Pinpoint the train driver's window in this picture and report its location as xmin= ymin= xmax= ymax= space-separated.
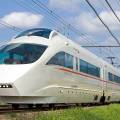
xmin=0 ymin=44 xmax=47 ymax=64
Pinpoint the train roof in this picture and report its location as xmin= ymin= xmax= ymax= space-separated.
xmin=50 ymin=29 xmax=120 ymax=74
xmin=10 ymin=28 xmax=120 ymax=73
xmin=14 ymin=28 xmax=53 ymax=39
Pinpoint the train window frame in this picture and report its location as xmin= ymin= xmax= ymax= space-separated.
xmin=108 ymin=72 xmax=120 ymax=83
xmin=65 ymin=53 xmax=73 ymax=69
xmin=46 ymin=52 xmax=65 ymax=66
xmin=47 ymin=51 xmax=73 ymax=70
xmin=75 ymin=57 xmax=79 ymax=71
xmin=15 ymin=28 xmax=52 ymax=39
xmin=80 ymin=59 xmax=100 ymax=78
xmin=80 ymin=59 xmax=88 ymax=74
xmin=108 ymin=72 xmax=113 ymax=81
xmin=0 ymin=43 xmax=47 ymax=64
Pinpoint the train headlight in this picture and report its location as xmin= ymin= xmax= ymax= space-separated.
xmin=0 ymin=84 xmax=13 ymax=88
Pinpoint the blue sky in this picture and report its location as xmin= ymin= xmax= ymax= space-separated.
xmin=0 ymin=0 xmax=120 ymax=65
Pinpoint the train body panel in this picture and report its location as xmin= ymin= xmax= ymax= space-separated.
xmin=0 ymin=28 xmax=120 ymax=104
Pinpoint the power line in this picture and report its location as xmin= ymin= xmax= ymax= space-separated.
xmin=31 ymin=0 xmax=85 ymax=37
xmin=104 ymin=0 xmax=120 ymax=23
xmin=85 ymin=0 xmax=120 ymax=46
xmin=85 ymin=0 xmax=120 ymax=64
xmin=82 ymin=45 xmax=120 ymax=47
xmin=95 ymin=0 xmax=120 ymax=63
xmin=31 ymin=0 xmax=115 ymax=57
xmin=30 ymin=0 xmax=112 ymax=52
xmin=0 ymin=19 xmax=22 ymax=32
xmin=14 ymin=0 xmax=109 ymax=49
xmin=14 ymin=0 xmax=120 ymax=64
xmin=14 ymin=0 xmax=73 ymax=36
xmin=15 ymin=0 xmax=99 ymax=46
xmin=14 ymin=0 xmax=58 ymax=26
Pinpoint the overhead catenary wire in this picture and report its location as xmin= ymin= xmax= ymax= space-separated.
xmin=85 ymin=0 xmax=120 ymax=61
xmin=30 ymin=0 xmax=113 ymax=51
xmin=26 ymin=0 xmax=112 ymax=56
xmin=15 ymin=0 xmax=72 ymax=35
xmin=14 ymin=0 xmax=98 ymax=45
xmin=0 ymin=0 xmax=117 ymax=64
xmin=0 ymin=19 xmax=22 ymax=32
xmin=31 ymin=0 xmax=86 ymax=37
xmin=14 ymin=0 xmax=110 ymax=48
xmin=14 ymin=0 xmax=59 ymax=29
xmin=14 ymin=0 xmax=67 ymax=38
xmin=82 ymin=45 xmax=120 ymax=47
xmin=92 ymin=0 xmax=120 ymax=62
xmin=85 ymin=0 xmax=120 ymax=46
xmin=99 ymin=0 xmax=120 ymax=22
xmin=104 ymin=0 xmax=120 ymax=23
xmin=0 ymin=20 xmax=23 ymax=47
xmin=13 ymin=0 xmax=120 ymax=65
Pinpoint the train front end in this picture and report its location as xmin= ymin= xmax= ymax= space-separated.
xmin=0 ymin=28 xmax=53 ymax=104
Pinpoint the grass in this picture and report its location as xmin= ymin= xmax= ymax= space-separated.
xmin=7 ymin=104 xmax=120 ymax=120
xmin=34 ymin=104 xmax=120 ymax=120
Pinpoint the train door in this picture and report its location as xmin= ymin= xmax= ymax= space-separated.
xmin=101 ymin=65 xmax=108 ymax=103
xmin=74 ymin=57 xmax=79 ymax=72
xmin=102 ymin=65 xmax=107 ymax=93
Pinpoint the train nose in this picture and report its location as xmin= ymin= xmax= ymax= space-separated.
xmin=0 ymin=64 xmax=32 ymax=83
xmin=0 ymin=83 xmax=19 ymax=96
xmin=0 ymin=65 xmax=32 ymax=96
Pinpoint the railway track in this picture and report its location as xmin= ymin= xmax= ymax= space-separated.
xmin=0 ymin=103 xmax=110 ymax=114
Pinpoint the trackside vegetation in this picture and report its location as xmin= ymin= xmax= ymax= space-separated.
xmin=35 ymin=104 xmax=120 ymax=120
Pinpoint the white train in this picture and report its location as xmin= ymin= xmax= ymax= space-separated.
xmin=0 ymin=28 xmax=120 ymax=108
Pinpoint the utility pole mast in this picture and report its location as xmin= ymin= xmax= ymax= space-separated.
xmin=106 ymin=57 xmax=115 ymax=65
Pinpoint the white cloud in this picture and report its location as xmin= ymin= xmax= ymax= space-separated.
xmin=1 ymin=12 xmax=43 ymax=28
xmin=99 ymin=11 xmax=120 ymax=30
xmin=73 ymin=11 xmax=120 ymax=33
xmin=74 ymin=12 xmax=102 ymax=33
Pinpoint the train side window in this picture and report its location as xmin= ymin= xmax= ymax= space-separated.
xmin=80 ymin=59 xmax=100 ymax=77
xmin=118 ymin=77 xmax=120 ymax=83
xmin=108 ymin=72 xmax=113 ymax=81
xmin=114 ymin=75 xmax=118 ymax=83
xmin=88 ymin=64 xmax=95 ymax=76
xmin=65 ymin=53 xmax=73 ymax=69
xmin=108 ymin=72 xmax=120 ymax=83
xmin=47 ymin=52 xmax=73 ymax=69
xmin=88 ymin=64 xmax=100 ymax=77
xmin=47 ymin=52 xmax=65 ymax=66
xmin=80 ymin=60 xmax=88 ymax=73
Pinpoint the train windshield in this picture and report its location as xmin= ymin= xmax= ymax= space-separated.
xmin=0 ymin=43 xmax=47 ymax=64
xmin=15 ymin=28 xmax=52 ymax=39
